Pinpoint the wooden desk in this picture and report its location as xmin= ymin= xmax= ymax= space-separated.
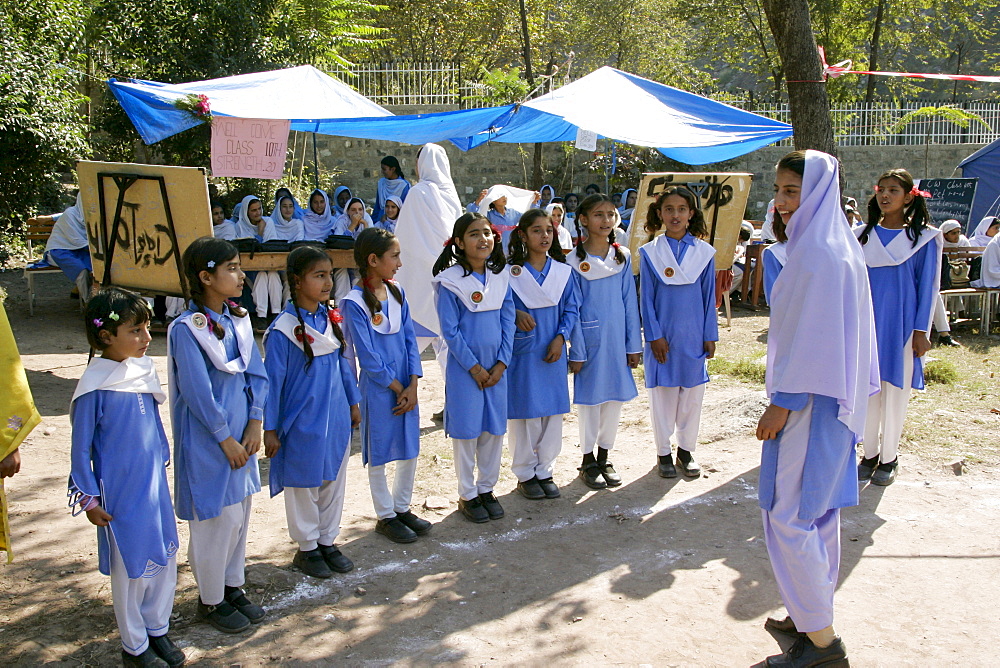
xmin=240 ymin=249 xmax=355 ymax=272
xmin=740 ymin=243 xmax=769 ymax=309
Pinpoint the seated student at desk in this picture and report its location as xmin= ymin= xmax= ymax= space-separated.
xmin=971 ymin=233 xmax=1000 ymax=289
xmin=29 ymin=192 xmax=92 ymax=298
xmin=731 ymin=221 xmax=754 ymax=296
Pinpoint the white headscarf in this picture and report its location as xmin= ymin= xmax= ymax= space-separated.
xmin=333 ymin=197 xmax=375 ymax=237
xmin=766 ymin=150 xmax=880 ymax=441
xmin=302 ymin=189 xmax=334 ymax=240
xmin=971 ymin=215 xmax=999 ymax=246
xmin=394 ymin=143 xmax=464 ymax=336
xmin=46 ymin=192 xmax=88 ymax=251
xmin=235 ymin=195 xmax=266 ymax=239
xmin=269 ymin=195 xmax=305 ymax=242
xmin=479 ymin=184 xmax=535 ymax=216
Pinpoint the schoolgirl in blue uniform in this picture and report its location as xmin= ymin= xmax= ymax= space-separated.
xmin=70 ymin=289 xmax=184 ymax=667
xmin=343 ymin=228 xmax=431 ymax=543
xmin=639 ymin=186 xmax=718 ymax=478
xmin=167 ymin=237 xmax=268 ymax=635
xmin=505 ymin=209 xmax=580 ymax=500
xmin=856 ymin=169 xmax=941 ymax=486
xmin=263 ymin=246 xmax=360 ymax=578
xmin=568 ymin=194 xmax=642 ymax=489
xmin=432 ymin=212 xmax=515 ymax=523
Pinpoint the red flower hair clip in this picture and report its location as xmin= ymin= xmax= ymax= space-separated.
xmin=910 ymin=185 xmax=932 ymax=199
xmin=443 ymin=237 xmax=452 ymax=248
xmin=612 ymin=242 xmax=621 ymax=249
xmin=225 ymin=299 xmax=239 ymax=310
xmin=293 ymin=325 xmax=315 ymax=344
xmin=328 ymin=307 xmax=344 ymax=325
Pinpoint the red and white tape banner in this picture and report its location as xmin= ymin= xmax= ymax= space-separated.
xmin=819 ymin=46 xmax=1000 ymax=84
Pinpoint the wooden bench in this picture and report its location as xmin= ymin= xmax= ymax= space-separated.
xmin=22 ymin=219 xmax=70 ymax=316
xmin=941 ymin=246 xmax=997 ymax=333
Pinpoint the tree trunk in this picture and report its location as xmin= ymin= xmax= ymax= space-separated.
xmin=762 ymin=0 xmax=837 ymax=156
xmin=864 ymin=0 xmax=885 ymax=105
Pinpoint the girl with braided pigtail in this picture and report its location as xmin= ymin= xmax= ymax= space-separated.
xmin=262 ymin=245 xmax=359 ymax=579
xmin=167 ymin=237 xmax=268 ymax=634
xmin=566 ymin=195 xmax=641 ymax=490
xmin=342 ymin=228 xmax=431 ymax=544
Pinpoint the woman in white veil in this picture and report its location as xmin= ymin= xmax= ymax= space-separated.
xmin=394 ymin=143 xmax=464 ymax=343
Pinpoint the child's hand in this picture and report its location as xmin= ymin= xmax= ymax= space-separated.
xmin=484 ymin=362 xmax=507 ymax=388
xmin=543 ymin=335 xmax=565 ymax=363
xmin=469 ymin=364 xmax=490 ymax=390
xmin=626 ymin=353 xmax=642 ymax=369
xmin=650 ymin=338 xmax=669 ymax=364
xmin=264 ymin=430 xmax=281 ymax=458
xmin=242 ymin=419 xmax=262 ymax=457
xmin=350 ymin=404 xmax=361 ymax=428
xmin=515 ymin=310 xmax=536 ymax=332
xmin=394 ymin=382 xmax=418 ymax=415
xmin=220 ymin=437 xmax=249 ymax=469
xmin=568 ymin=360 xmax=584 ymax=374
xmin=86 ymin=505 xmax=113 ymax=527
xmin=912 ymin=331 xmax=931 ymax=358
xmin=704 ymin=341 xmax=716 ymax=359
xmin=756 ymin=404 xmax=790 ymax=441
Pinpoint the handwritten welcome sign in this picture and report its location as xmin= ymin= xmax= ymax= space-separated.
xmin=210 ymin=117 xmax=290 ymax=179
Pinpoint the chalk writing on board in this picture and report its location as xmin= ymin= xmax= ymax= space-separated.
xmin=918 ymin=177 xmax=979 ymax=233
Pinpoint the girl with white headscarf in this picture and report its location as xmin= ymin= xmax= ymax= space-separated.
xmin=333 ymin=197 xmax=374 ymax=239
xmin=546 ymin=202 xmax=573 ymax=252
xmin=756 ymin=150 xmax=879 ymax=667
xmin=237 ymin=196 xmax=284 ymax=320
xmin=32 ymin=191 xmax=92 ymax=295
xmin=394 ymin=143 xmax=465 ymax=341
xmin=302 ymin=189 xmax=334 ymax=241
xmin=269 ymin=195 xmax=305 ymax=242
xmin=372 ymin=156 xmax=411 ymax=224
xmin=377 ymin=195 xmax=404 ymax=234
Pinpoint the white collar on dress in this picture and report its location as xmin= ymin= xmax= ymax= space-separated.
xmin=639 ymin=235 xmax=715 ymax=285
xmin=508 ymin=259 xmax=572 ymax=309
xmin=432 ymin=264 xmax=509 ymax=311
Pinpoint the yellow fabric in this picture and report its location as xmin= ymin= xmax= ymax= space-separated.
xmin=0 ymin=299 xmax=42 ymax=562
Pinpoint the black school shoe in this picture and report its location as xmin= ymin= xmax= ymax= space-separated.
xmin=478 ymin=491 xmax=504 ymax=519
xmin=764 ymin=635 xmax=849 ymax=667
xmin=376 ymin=517 xmax=418 ymax=543
xmin=764 ymin=615 xmax=805 ymax=639
xmin=537 ymin=477 xmax=560 ymax=498
xmin=597 ymin=460 xmax=623 ymax=487
xmin=657 ymin=454 xmax=677 ymax=478
xmin=122 ymin=647 xmax=169 ymax=667
xmin=517 ymin=476 xmax=546 ymax=500
xmin=224 ymin=586 xmax=266 ymax=624
xmin=870 ymin=459 xmax=898 ymax=486
xmin=459 ymin=496 xmax=490 ymax=523
xmin=318 ymin=544 xmax=354 ymax=573
xmin=857 ymin=455 xmax=879 ymax=481
xmin=197 ymin=600 xmax=251 ymax=633
xmin=148 ymin=634 xmax=186 ymax=667
xmin=293 ymin=548 xmax=333 ymax=578
xmin=578 ymin=461 xmax=608 ymax=489
xmin=676 ymin=448 xmax=701 ymax=477
xmin=396 ymin=510 xmax=432 ymax=535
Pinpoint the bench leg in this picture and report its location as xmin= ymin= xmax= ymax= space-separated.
xmin=26 ymin=273 xmax=34 ymax=316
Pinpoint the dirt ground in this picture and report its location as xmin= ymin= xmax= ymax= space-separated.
xmin=1 ymin=270 xmax=999 ymax=667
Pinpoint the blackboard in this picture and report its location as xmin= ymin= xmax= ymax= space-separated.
xmin=917 ymin=178 xmax=979 ymax=234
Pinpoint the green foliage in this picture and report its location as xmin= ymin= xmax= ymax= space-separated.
xmin=474 ymin=68 xmax=531 ymax=106
xmin=924 ymin=359 xmax=959 ymax=384
xmin=891 ymin=105 xmax=991 ymax=134
xmin=0 ymin=0 xmax=90 ymax=249
xmin=707 ymin=356 xmax=767 ymax=384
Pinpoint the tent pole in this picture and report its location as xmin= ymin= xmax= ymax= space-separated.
xmin=312 ymin=132 xmax=320 ymax=189
xmin=604 ymin=138 xmax=610 ymax=193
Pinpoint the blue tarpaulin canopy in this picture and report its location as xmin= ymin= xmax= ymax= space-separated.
xmin=110 ymin=65 xmax=792 ymax=165
xmin=959 ymin=139 xmax=1000 ymax=224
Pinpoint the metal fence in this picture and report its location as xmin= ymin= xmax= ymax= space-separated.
xmin=328 ymin=63 xmax=1000 ymax=145
xmin=717 ymin=100 xmax=1000 ymax=146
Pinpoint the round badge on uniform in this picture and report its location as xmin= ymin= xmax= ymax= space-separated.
xmin=191 ymin=312 xmax=207 ymax=329
xmin=371 ymin=313 xmax=384 ymax=326
xmin=510 ymin=265 xmax=522 ymax=277
xmin=664 ymin=267 xmax=675 ymax=278
xmin=471 ymin=291 xmax=484 ymax=304
xmin=579 ymin=261 xmax=591 ymax=273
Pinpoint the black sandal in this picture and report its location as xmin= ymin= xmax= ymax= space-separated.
xmin=598 ymin=460 xmax=623 ymax=487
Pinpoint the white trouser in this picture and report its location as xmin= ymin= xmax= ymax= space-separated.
xmin=333 ymin=269 xmax=353 ymax=303
xmin=761 ymin=397 xmax=840 ymax=633
xmin=863 ymin=333 xmax=916 ymax=463
xmin=187 ymin=496 xmax=252 ymax=606
xmin=509 ymin=415 xmax=564 ymax=482
xmin=933 ymin=294 xmax=950 ymax=333
xmin=578 ymin=401 xmax=624 ymax=455
xmin=284 ymin=444 xmax=351 ymax=550
xmin=453 ymin=432 xmax=504 ymax=500
xmin=109 ymin=532 xmax=177 ymax=656
xmin=731 ymin=265 xmax=745 ymax=295
xmin=369 ymin=457 xmax=418 ymax=520
xmin=648 ymin=385 xmax=706 ymax=455
xmin=165 ymin=297 xmax=185 ymax=319
xmin=252 ymin=271 xmax=284 ymax=317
